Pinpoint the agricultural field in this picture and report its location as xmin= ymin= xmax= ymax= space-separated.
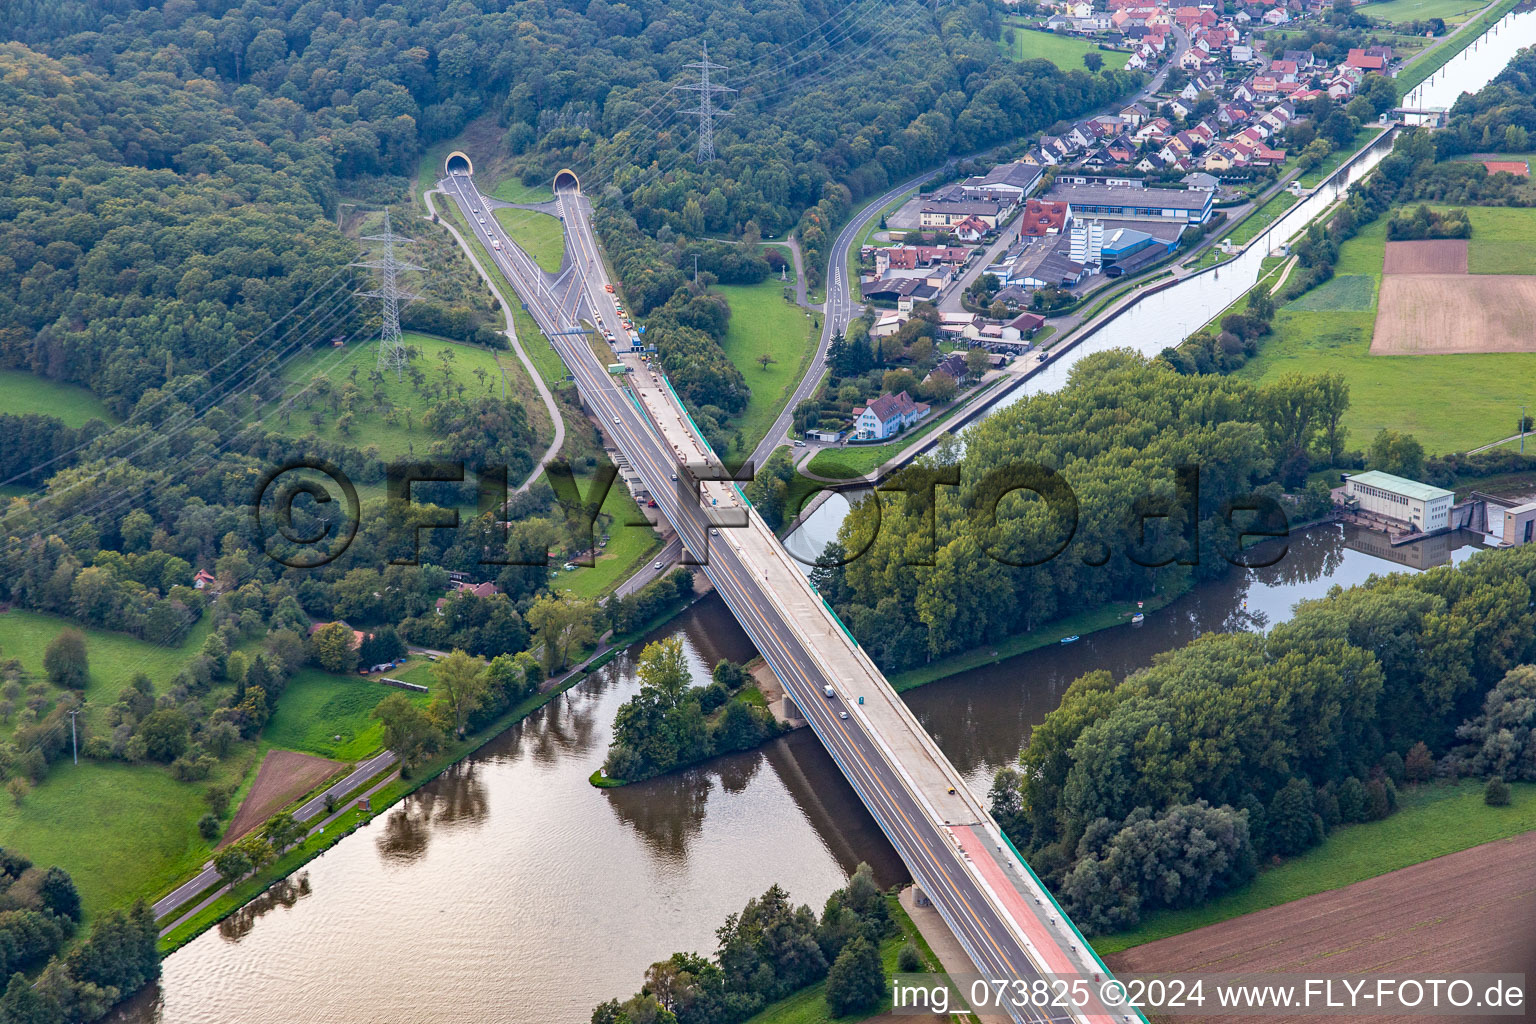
xmin=0 ymin=369 xmax=116 ymax=428
xmin=493 ymin=206 xmax=566 ymax=273
xmin=1459 ymin=205 xmax=1536 ymax=274
xmin=1243 ymin=213 xmax=1536 ymax=453
xmin=715 ymin=280 xmax=819 ymax=452
xmin=274 ymin=332 xmax=514 ymax=461
xmin=1373 ymin=274 xmax=1536 ymax=353
xmin=221 ymin=749 xmax=341 ymax=845
xmin=1363 ymin=0 xmax=1489 ymax=23
xmin=1107 ymin=786 xmax=1536 ymax=969
xmin=1001 ymin=22 xmax=1131 ymax=69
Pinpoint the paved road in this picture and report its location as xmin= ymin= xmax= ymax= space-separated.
xmin=748 ymin=170 xmax=937 ymax=469
xmin=444 ymin=171 xmax=1119 ymax=1024
xmin=424 ymin=191 xmax=564 ymax=487
xmin=152 ymin=749 xmax=397 ymax=922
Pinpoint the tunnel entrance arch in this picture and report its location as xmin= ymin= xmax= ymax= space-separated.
xmin=445 ymin=151 xmax=473 ymax=176
xmin=553 ymin=168 xmax=581 ymax=193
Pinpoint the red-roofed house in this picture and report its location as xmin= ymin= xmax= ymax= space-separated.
xmin=193 ymin=569 xmax=216 ymax=590
xmin=1018 ymin=199 xmax=1072 ymax=236
xmin=853 ymin=391 xmax=931 ymax=440
xmin=1346 ymin=48 xmax=1385 ymax=71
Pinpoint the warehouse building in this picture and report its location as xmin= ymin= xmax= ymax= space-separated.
xmin=1343 ymin=471 xmax=1453 ymax=534
xmin=1042 ymin=182 xmax=1214 ymax=225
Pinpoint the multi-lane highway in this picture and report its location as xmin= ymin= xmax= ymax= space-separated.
xmin=439 ymin=168 xmax=1124 ymax=1024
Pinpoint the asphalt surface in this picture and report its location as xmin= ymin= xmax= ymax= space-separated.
xmin=748 ymin=170 xmax=936 ymax=469
xmin=151 ymin=749 xmax=397 ymax=921
xmin=442 ymin=171 xmax=1112 ymax=1024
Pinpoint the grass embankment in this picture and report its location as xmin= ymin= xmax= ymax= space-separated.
xmin=493 ymin=206 xmax=566 ymax=273
xmin=1242 ymin=210 xmax=1536 ymax=454
xmin=555 ymin=474 xmax=663 ymax=600
xmin=1093 ymin=778 xmax=1536 ymax=954
xmin=1298 ymin=124 xmax=1388 ymax=190
xmin=888 ymin=597 xmax=1171 ymax=692
xmin=491 ymin=177 xmax=554 ymax=204
xmin=1225 ymin=191 xmax=1299 ymax=247
xmin=716 ymin=279 xmax=819 ymax=453
xmin=1001 ymin=21 xmax=1132 ymax=69
xmin=260 ymin=666 xmax=432 ymax=761
xmin=743 ymin=894 xmax=943 ymax=1024
xmin=1364 ymin=0 xmax=1488 ymax=22
xmin=1394 ymin=0 xmax=1519 ymax=96
xmin=0 ymin=370 xmax=116 ymax=428
xmin=275 ymin=332 xmax=511 ymax=460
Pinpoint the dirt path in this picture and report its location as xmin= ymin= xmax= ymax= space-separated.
xmin=222 ymin=750 xmax=343 ymax=847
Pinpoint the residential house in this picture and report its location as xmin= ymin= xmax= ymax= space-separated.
xmin=1230 ymin=43 xmax=1255 ymax=63
xmin=1181 ymin=171 xmax=1221 ymax=191
xmin=926 ymin=352 xmax=969 ymax=384
xmin=1262 ymin=7 xmax=1289 ymax=24
xmin=1006 ymin=312 xmax=1048 ymax=337
xmin=1119 ymin=101 xmax=1151 ymax=126
xmin=1017 ymin=198 xmax=1072 ymax=236
xmin=1345 ymin=47 xmax=1385 ymax=72
xmin=853 ymin=391 xmax=930 ymax=441
xmin=193 ymin=569 xmax=216 ymax=590
xmin=953 ymin=216 xmax=990 ymax=242
xmin=1168 ymin=97 xmax=1193 ymax=119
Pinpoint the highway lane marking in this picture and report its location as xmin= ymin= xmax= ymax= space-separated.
xmin=457 ymin=182 xmax=1074 ymax=1024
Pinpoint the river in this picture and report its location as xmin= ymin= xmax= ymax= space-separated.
xmin=118 ymin=525 xmax=1492 ymax=1024
xmin=121 ymin=14 xmax=1532 ymax=1024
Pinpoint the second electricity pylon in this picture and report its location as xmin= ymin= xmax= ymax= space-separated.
xmin=355 ymin=209 xmax=421 ymax=380
xmin=675 ymin=42 xmax=733 ymax=163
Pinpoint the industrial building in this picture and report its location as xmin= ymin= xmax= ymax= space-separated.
xmin=1042 ymin=182 xmax=1214 ymax=225
xmin=1341 ymin=471 xmax=1454 ymax=535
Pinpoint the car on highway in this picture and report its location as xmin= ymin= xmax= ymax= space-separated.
xmin=838 ymin=711 xmax=849 ymax=720
xmin=612 ymin=416 xmax=619 ymax=424
xmin=709 ymin=528 xmax=718 ymax=536
xmin=822 ymin=684 xmax=835 ymax=697
xmin=653 ymin=562 xmax=662 ymax=570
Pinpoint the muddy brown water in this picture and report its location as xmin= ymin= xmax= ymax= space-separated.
xmin=109 ymin=524 xmax=1491 ymax=1023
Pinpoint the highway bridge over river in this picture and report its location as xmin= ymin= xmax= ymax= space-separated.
xmin=436 ymin=162 xmax=1128 ymax=1024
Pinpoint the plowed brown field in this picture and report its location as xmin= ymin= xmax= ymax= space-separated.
xmin=1109 ymin=830 xmax=1536 ymax=1024
xmin=221 ymin=749 xmax=342 ymax=846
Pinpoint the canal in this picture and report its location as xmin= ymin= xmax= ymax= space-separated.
xmin=122 ymin=13 xmax=1532 ymax=1022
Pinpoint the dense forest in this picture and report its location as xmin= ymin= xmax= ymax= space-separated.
xmin=812 ymin=352 xmax=1349 ymax=671
xmin=990 ymin=542 xmax=1536 ymax=933
xmin=0 ymin=848 xmax=158 ymax=1024
xmin=0 ymin=0 xmax=1139 ymax=442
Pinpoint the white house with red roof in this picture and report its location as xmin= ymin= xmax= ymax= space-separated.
xmin=853 ymin=391 xmax=931 ymax=441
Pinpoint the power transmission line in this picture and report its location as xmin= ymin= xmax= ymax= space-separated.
xmin=674 ymin=42 xmax=733 ymax=162
xmin=355 ymin=209 xmax=421 ymax=380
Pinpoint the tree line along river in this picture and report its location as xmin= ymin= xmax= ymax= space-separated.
xmin=114 ymin=14 xmax=1533 ymax=1021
